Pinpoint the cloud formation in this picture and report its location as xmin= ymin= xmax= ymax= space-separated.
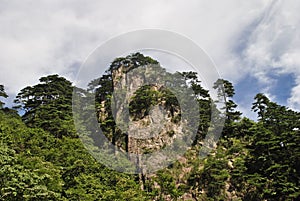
xmin=0 ymin=0 xmax=299 ymax=114
xmin=237 ymin=0 xmax=300 ymax=110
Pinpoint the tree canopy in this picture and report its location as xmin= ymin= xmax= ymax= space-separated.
xmin=0 ymin=53 xmax=299 ymax=200
xmin=14 ymin=75 xmax=75 ymax=138
xmin=0 ymin=84 xmax=8 ymax=108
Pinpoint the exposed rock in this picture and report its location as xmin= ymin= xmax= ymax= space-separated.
xmin=110 ymin=64 xmax=183 ymax=155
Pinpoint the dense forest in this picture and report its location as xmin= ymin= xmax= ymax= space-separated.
xmin=0 ymin=53 xmax=299 ymax=200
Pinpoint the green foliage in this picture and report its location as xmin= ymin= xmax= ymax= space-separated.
xmin=213 ymin=79 xmax=242 ymax=138
xmin=0 ymin=84 xmax=8 ymax=108
xmin=153 ymin=169 xmax=184 ymax=200
xmin=188 ymin=145 xmax=230 ymax=200
xmin=14 ymin=75 xmax=75 ymax=138
xmin=252 ymin=93 xmax=269 ymax=121
xmin=0 ymin=116 xmax=65 ymax=200
xmin=246 ymin=96 xmax=300 ymax=200
xmin=213 ymin=79 xmax=241 ymax=121
xmin=1 ymin=53 xmax=300 ymax=200
xmin=0 ymin=108 xmax=148 ymax=200
xmin=129 ymin=85 xmax=181 ymax=121
xmin=110 ymin=52 xmax=159 ymax=71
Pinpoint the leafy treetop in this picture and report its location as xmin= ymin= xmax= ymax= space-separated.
xmin=0 ymin=84 xmax=8 ymax=108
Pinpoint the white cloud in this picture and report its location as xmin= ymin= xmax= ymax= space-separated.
xmin=238 ymin=0 xmax=300 ymax=110
xmin=0 ymin=0 xmax=299 ymax=113
xmin=288 ymin=78 xmax=300 ymax=110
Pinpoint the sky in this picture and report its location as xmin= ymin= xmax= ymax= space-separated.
xmin=0 ymin=0 xmax=300 ymax=120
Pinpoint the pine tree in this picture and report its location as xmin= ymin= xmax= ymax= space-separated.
xmin=252 ymin=93 xmax=269 ymax=122
xmin=247 ymin=94 xmax=300 ymax=200
xmin=14 ymin=75 xmax=75 ymax=138
xmin=0 ymin=84 xmax=8 ymax=109
xmin=213 ymin=79 xmax=242 ymax=137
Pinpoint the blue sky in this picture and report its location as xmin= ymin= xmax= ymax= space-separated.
xmin=0 ymin=0 xmax=300 ymax=120
xmin=233 ymin=72 xmax=297 ymax=119
xmin=268 ymin=72 xmax=297 ymax=105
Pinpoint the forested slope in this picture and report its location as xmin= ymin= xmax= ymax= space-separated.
xmin=0 ymin=53 xmax=299 ymax=200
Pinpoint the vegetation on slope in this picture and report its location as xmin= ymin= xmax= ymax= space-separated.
xmin=0 ymin=53 xmax=299 ymax=200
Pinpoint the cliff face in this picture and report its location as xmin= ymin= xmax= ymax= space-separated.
xmin=101 ymin=63 xmax=183 ymax=156
xmin=93 ymin=54 xmax=247 ymax=200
